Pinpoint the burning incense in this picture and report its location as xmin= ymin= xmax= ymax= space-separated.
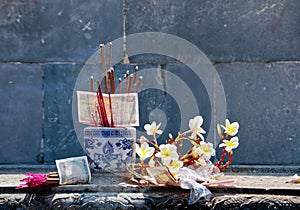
xmin=136 ymin=76 xmax=142 ymax=93
xmin=127 ymin=74 xmax=133 ymax=93
xmin=133 ymin=66 xmax=138 ymax=84
xmin=90 ymin=76 xmax=94 ymax=92
xmin=111 ymin=68 xmax=116 ymax=93
xmin=117 ymin=78 xmax=122 ymax=93
xmin=124 ymin=70 xmax=129 ymax=93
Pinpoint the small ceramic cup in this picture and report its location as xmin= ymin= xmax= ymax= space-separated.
xmin=83 ymin=127 xmax=136 ymax=174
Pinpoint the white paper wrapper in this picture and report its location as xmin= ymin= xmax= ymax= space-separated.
xmin=55 ymin=156 xmax=91 ymax=185
xmin=77 ymin=91 xmax=139 ymax=126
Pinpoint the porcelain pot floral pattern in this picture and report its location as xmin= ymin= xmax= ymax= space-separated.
xmin=84 ymin=127 xmax=136 ymax=173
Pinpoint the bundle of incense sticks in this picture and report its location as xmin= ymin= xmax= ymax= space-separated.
xmin=89 ymin=42 xmax=143 ymax=127
xmin=96 ymin=43 xmax=142 ymax=94
xmin=44 ymin=172 xmax=60 ymax=186
xmin=17 ymin=171 xmax=60 ymax=189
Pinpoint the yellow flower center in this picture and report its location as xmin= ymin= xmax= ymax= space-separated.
xmin=171 ymin=161 xmax=180 ymax=168
xmin=202 ymin=146 xmax=210 ymax=153
xmin=140 ymin=149 xmax=147 ymax=157
xmin=226 ymin=141 xmax=235 ymax=147
xmin=162 ymin=148 xmax=172 ymax=157
xmin=228 ymin=126 xmax=235 ymax=133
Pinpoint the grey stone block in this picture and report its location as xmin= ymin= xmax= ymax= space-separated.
xmin=216 ymin=62 xmax=300 ymax=164
xmin=0 ymin=64 xmax=42 ymax=163
xmin=43 ymin=64 xmax=84 ymax=163
xmin=0 ymin=0 xmax=122 ymax=63
xmin=127 ymin=0 xmax=300 ymax=62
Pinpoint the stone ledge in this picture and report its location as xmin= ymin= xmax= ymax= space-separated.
xmin=1 ymin=192 xmax=299 ymax=209
xmin=0 ymin=166 xmax=299 ymax=209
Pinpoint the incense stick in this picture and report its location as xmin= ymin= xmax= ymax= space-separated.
xmin=90 ymin=76 xmax=94 ymax=92
xmin=109 ymin=42 xmax=112 ymax=69
xmin=111 ymin=68 xmax=116 ymax=93
xmin=99 ymin=44 xmax=106 ymax=74
xmin=96 ymin=80 xmax=109 ymax=127
xmin=99 ymin=44 xmax=108 ymax=93
xmin=107 ymin=69 xmax=111 ymax=93
xmin=133 ymin=66 xmax=138 ymax=84
xmin=124 ymin=70 xmax=129 ymax=93
xmin=136 ymin=76 xmax=142 ymax=93
xmin=96 ymin=106 xmax=103 ymax=126
xmin=117 ymin=78 xmax=122 ymax=93
xmin=108 ymin=92 xmax=114 ymax=127
xmin=127 ymin=74 xmax=133 ymax=93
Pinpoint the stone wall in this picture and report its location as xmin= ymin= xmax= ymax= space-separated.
xmin=0 ymin=0 xmax=299 ymax=165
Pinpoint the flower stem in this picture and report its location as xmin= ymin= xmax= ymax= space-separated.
xmin=153 ymin=134 xmax=159 ymax=149
xmin=219 ymin=151 xmax=233 ymax=171
xmin=215 ymin=148 xmax=226 ymax=168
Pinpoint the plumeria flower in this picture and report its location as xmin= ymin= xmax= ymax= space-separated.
xmin=169 ymin=159 xmax=184 ymax=169
xmin=221 ymin=119 xmax=239 ymax=136
xmin=144 ymin=121 xmax=163 ymax=136
xmin=189 ymin=116 xmax=206 ymax=140
xmin=136 ymin=142 xmax=155 ymax=161
xmin=168 ymin=160 xmax=184 ymax=180
xmin=195 ymin=141 xmax=216 ymax=160
xmin=219 ymin=136 xmax=239 ymax=152
xmin=155 ymin=144 xmax=179 ymax=164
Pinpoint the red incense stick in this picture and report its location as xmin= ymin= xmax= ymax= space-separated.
xmin=96 ymin=81 xmax=109 ymax=127
xmin=96 ymin=106 xmax=104 ymax=126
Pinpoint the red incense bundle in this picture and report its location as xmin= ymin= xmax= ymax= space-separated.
xmin=96 ymin=81 xmax=109 ymax=127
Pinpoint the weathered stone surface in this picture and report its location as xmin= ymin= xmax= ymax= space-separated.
xmin=216 ymin=62 xmax=300 ymax=164
xmin=127 ymin=0 xmax=300 ymax=62
xmin=1 ymin=192 xmax=299 ymax=210
xmin=0 ymin=64 xmax=42 ymax=164
xmin=0 ymin=0 xmax=122 ymax=62
xmin=43 ymin=64 xmax=84 ymax=163
xmin=0 ymin=173 xmax=299 ymax=209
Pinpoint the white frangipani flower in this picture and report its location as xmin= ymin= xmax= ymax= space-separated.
xmin=155 ymin=144 xmax=178 ymax=164
xmin=189 ymin=116 xmax=206 ymax=140
xmin=221 ymin=119 xmax=239 ymax=136
xmin=195 ymin=141 xmax=216 ymax=160
xmin=169 ymin=159 xmax=184 ymax=169
xmin=219 ymin=136 xmax=239 ymax=152
xmin=136 ymin=142 xmax=155 ymax=161
xmin=144 ymin=121 xmax=163 ymax=136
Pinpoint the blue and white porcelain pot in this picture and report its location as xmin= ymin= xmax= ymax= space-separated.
xmin=83 ymin=127 xmax=136 ymax=174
